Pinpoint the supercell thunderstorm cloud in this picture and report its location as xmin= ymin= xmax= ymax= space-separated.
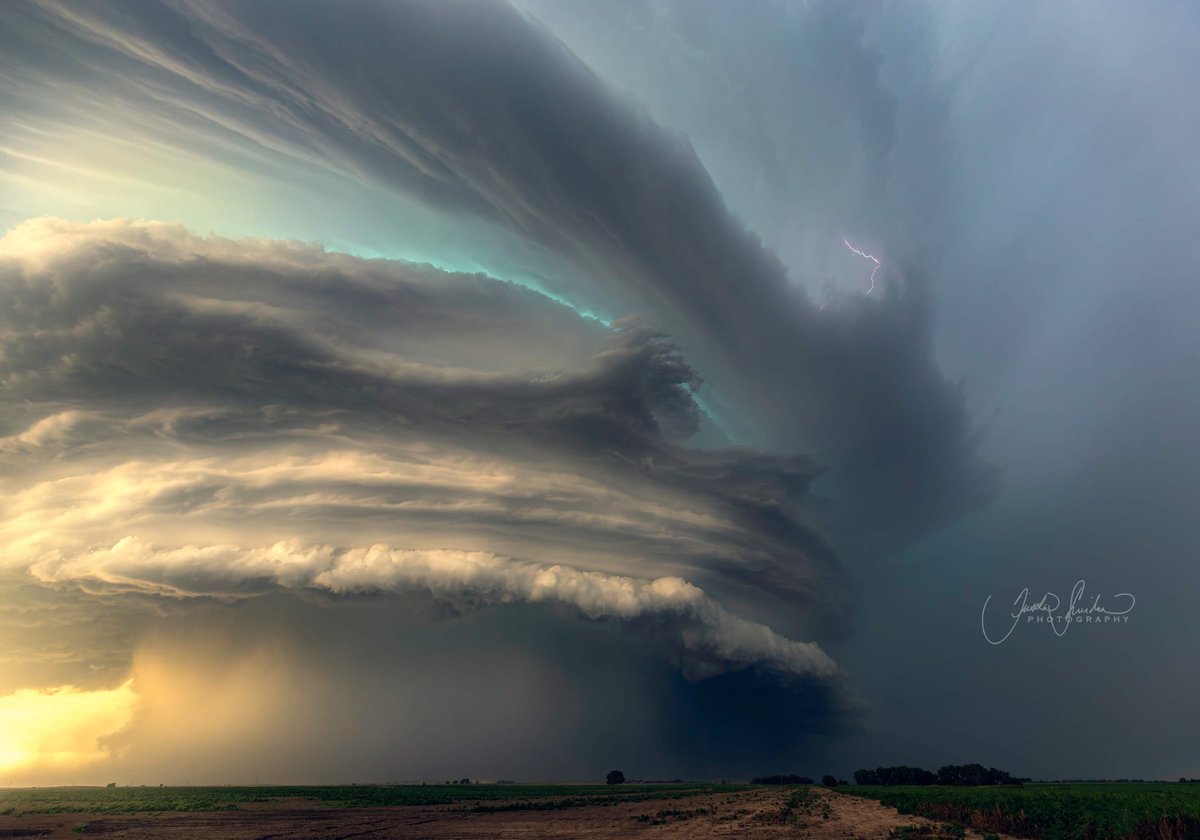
xmin=1 ymin=0 xmax=1198 ymax=785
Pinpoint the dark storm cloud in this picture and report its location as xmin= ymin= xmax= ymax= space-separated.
xmin=540 ymin=0 xmax=1200 ymax=782
xmin=0 ymin=0 xmax=993 ymax=550
xmin=4 ymin=0 xmax=1198 ymax=787
xmin=0 ymin=219 xmax=846 ymax=696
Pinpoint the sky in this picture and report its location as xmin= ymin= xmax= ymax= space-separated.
xmin=1 ymin=0 xmax=1198 ymax=784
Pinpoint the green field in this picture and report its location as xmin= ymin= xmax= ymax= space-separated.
xmin=0 ymin=782 xmax=745 ymax=816
xmin=846 ymin=784 xmax=1200 ymax=840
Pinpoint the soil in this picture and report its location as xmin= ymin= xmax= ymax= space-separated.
xmin=0 ymin=787 xmax=1013 ymax=839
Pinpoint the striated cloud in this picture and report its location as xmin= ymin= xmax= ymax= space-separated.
xmin=0 ymin=0 xmax=993 ymax=551
xmin=0 ymin=219 xmax=845 ymax=697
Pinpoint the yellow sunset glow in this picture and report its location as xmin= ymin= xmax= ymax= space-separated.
xmin=0 ymin=681 xmax=136 ymax=774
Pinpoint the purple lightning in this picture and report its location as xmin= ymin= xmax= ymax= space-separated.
xmin=842 ymin=237 xmax=881 ymax=294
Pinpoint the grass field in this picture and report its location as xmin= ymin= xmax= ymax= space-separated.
xmin=0 ymin=782 xmax=746 ymax=816
xmin=846 ymin=783 xmax=1200 ymax=840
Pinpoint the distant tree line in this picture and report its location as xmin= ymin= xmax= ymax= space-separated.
xmin=854 ymin=764 xmax=1023 ymax=786
xmin=751 ymin=774 xmax=813 ymax=785
xmin=853 ymin=766 xmax=937 ymax=786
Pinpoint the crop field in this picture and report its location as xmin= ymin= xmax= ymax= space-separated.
xmin=846 ymin=784 xmax=1200 ymax=840
xmin=8 ymin=782 xmax=1200 ymax=838
xmin=0 ymin=782 xmax=745 ymax=816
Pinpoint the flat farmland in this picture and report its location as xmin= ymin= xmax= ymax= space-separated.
xmin=0 ymin=785 xmax=1006 ymax=839
xmin=846 ymin=784 xmax=1200 ymax=840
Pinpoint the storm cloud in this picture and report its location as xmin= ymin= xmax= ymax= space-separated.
xmin=3 ymin=0 xmax=1195 ymax=785
xmin=0 ymin=0 xmax=992 ymax=552
xmin=0 ymin=219 xmax=844 ymax=702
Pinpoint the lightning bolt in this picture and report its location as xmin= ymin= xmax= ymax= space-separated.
xmin=842 ymin=237 xmax=881 ymax=294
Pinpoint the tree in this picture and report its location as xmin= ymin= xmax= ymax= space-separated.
xmin=606 ymin=769 xmax=626 ymax=785
xmin=821 ymin=775 xmax=840 ymax=787
xmin=936 ymin=764 xmax=1017 ymax=786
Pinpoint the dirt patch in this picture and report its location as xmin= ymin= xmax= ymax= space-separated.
xmin=0 ymin=788 xmax=1016 ymax=839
